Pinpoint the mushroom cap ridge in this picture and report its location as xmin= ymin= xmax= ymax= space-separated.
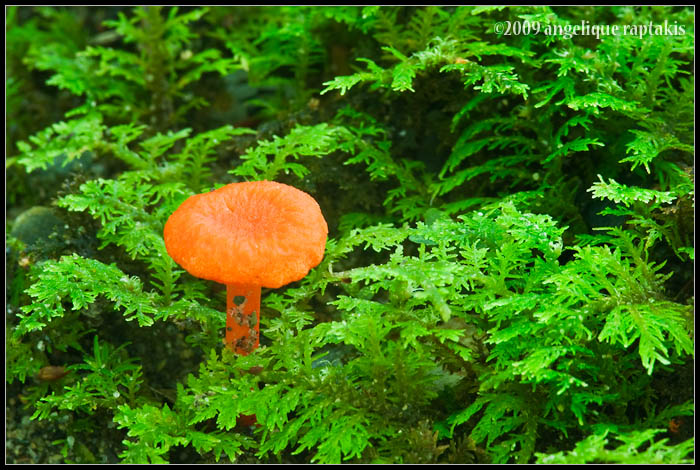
xmin=164 ymin=181 xmax=328 ymax=288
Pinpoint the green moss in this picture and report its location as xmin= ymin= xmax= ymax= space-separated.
xmin=7 ymin=5 xmax=694 ymax=464
xmin=10 ymin=207 xmax=68 ymax=254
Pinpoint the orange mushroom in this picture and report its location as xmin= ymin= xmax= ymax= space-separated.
xmin=163 ymin=180 xmax=328 ymax=355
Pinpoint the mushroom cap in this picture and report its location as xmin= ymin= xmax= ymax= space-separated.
xmin=164 ymin=181 xmax=328 ymax=288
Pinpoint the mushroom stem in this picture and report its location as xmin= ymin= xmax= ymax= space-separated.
xmin=225 ymin=284 xmax=261 ymax=355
